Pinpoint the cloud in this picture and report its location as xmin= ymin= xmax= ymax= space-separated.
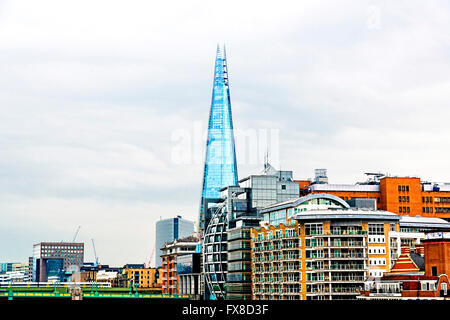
xmin=0 ymin=0 xmax=449 ymax=265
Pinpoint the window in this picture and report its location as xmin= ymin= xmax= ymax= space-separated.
xmin=305 ymin=223 xmax=323 ymax=236
xmin=407 ymin=207 xmax=410 ymax=213
xmin=406 ymin=186 xmax=409 ymax=192
xmin=399 ymin=207 xmax=402 ymax=213
xmin=432 ymin=266 xmax=437 ymax=276
xmin=369 ymin=224 xmax=384 ymax=235
xmin=406 ymin=196 xmax=410 ymax=202
xmin=398 ymin=186 xmax=401 ymax=192
xmin=402 ymin=186 xmax=405 ymax=191
xmin=399 ymin=196 xmax=402 ymax=202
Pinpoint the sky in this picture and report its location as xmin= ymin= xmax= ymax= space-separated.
xmin=1 ymin=0 xmax=450 ymax=266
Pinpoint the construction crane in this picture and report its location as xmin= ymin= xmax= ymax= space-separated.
xmin=72 ymin=226 xmax=81 ymax=242
xmin=145 ymin=244 xmax=156 ymax=268
xmin=91 ymin=239 xmax=99 ymax=267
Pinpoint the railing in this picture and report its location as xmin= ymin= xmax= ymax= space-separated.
xmin=369 ymin=289 xmax=401 ymax=294
xmin=325 ymin=230 xmax=367 ymax=236
xmin=331 ymin=287 xmax=360 ymax=294
xmin=326 ymin=242 xmax=364 ymax=248
xmin=328 ymin=253 xmax=365 ymax=259
xmin=282 ymin=255 xmax=299 ymax=260
xmin=330 ymin=276 xmax=365 ymax=282
xmin=329 ymin=264 xmax=366 ymax=270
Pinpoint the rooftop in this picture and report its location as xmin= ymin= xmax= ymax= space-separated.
xmin=260 ymin=193 xmax=350 ymax=213
xmin=291 ymin=208 xmax=400 ymax=222
xmin=399 ymin=216 xmax=450 ymax=229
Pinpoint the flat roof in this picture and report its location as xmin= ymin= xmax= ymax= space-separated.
xmin=399 ymin=216 xmax=450 ymax=229
xmin=292 ymin=208 xmax=400 ymax=222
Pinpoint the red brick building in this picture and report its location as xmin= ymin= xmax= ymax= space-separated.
xmin=359 ymin=233 xmax=450 ymax=299
xmin=301 ymin=175 xmax=450 ymax=220
xmin=160 ymin=235 xmax=199 ymax=295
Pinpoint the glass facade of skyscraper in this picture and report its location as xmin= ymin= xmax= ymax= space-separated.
xmin=155 ymin=216 xmax=195 ymax=268
xmin=199 ymin=46 xmax=238 ymax=234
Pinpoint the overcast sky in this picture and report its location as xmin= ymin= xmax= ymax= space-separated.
xmin=1 ymin=0 xmax=449 ymax=266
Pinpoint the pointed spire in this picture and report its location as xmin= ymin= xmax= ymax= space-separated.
xmin=216 ymin=43 xmax=222 ymax=59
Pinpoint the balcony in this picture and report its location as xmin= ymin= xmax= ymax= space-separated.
xmin=284 ymin=290 xmax=301 ymax=295
xmin=325 ymin=242 xmax=364 ymax=248
xmin=330 ymin=287 xmax=360 ymax=294
xmin=322 ymin=230 xmax=367 ymax=237
xmin=329 ymin=276 xmax=365 ymax=282
xmin=281 ymin=255 xmax=299 ymax=261
xmin=328 ymin=264 xmax=366 ymax=271
xmin=311 ymin=253 xmax=365 ymax=260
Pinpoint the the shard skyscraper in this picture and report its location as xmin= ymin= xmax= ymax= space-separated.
xmin=198 ymin=45 xmax=238 ymax=234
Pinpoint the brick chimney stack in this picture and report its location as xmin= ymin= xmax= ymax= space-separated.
xmin=400 ymin=246 xmax=410 ymax=255
xmin=415 ymin=244 xmax=425 ymax=256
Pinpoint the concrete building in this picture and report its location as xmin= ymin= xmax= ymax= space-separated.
xmin=389 ymin=216 xmax=450 ymax=267
xmin=0 ymin=271 xmax=27 ymax=283
xmin=299 ymin=173 xmax=450 ymax=220
xmin=155 ymin=216 xmax=195 ymax=268
xmin=203 ymin=163 xmax=300 ymax=300
xmin=32 ymin=242 xmax=84 ymax=282
xmin=251 ymin=194 xmax=400 ymax=300
xmin=160 ymin=235 xmax=199 ymax=295
xmin=177 ymin=251 xmax=202 ymax=299
xmin=359 ymin=232 xmax=450 ymax=300
xmin=121 ymin=264 xmax=162 ymax=293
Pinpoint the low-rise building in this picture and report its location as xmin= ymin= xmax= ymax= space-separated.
xmin=121 ymin=264 xmax=162 ymax=293
xmin=177 ymin=247 xmax=202 ymax=299
xmin=161 ymin=235 xmax=199 ymax=295
xmin=359 ymin=232 xmax=450 ymax=299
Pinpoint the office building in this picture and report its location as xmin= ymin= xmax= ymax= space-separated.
xmin=199 ymin=45 xmax=239 ymax=235
xmin=177 ymin=251 xmax=202 ymax=299
xmin=300 ymin=172 xmax=450 ymax=220
xmin=0 ymin=263 xmax=15 ymax=273
xmin=203 ymin=164 xmax=300 ymax=300
xmin=32 ymin=242 xmax=84 ymax=282
xmin=155 ymin=215 xmax=195 ymax=267
xmin=160 ymin=235 xmax=200 ymax=295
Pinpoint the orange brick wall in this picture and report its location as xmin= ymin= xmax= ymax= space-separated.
xmin=304 ymin=176 xmax=450 ymax=219
xmin=424 ymin=240 xmax=450 ymax=277
xmin=379 ymin=177 xmax=422 ymax=216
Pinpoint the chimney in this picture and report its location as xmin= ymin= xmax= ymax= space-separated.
xmin=400 ymin=246 xmax=410 ymax=255
xmin=415 ymin=244 xmax=425 ymax=256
